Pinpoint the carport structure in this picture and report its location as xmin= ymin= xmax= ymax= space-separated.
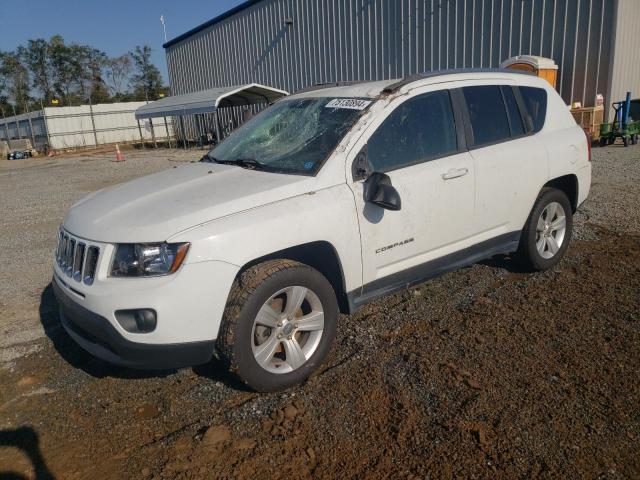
xmin=134 ymin=83 xmax=288 ymax=149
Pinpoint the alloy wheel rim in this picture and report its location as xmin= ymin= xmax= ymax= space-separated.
xmin=535 ymin=201 xmax=567 ymax=259
xmin=251 ymin=286 xmax=324 ymax=374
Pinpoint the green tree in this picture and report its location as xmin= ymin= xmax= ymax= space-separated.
xmin=19 ymin=39 xmax=53 ymax=102
xmin=0 ymin=51 xmax=31 ymax=114
xmin=0 ymin=50 xmax=8 ymax=102
xmin=0 ymin=51 xmax=10 ymax=117
xmin=2 ymin=36 xmax=167 ymax=110
xmin=48 ymin=35 xmax=76 ymax=105
xmin=72 ymin=44 xmax=108 ymax=103
xmin=129 ymin=45 xmax=163 ymax=101
xmin=45 ymin=36 xmax=108 ymax=106
xmin=104 ymin=55 xmax=132 ymax=101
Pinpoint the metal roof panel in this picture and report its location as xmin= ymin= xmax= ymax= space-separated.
xmin=135 ymin=83 xmax=288 ymax=119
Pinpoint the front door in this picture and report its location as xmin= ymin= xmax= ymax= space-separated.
xmin=347 ymin=88 xmax=477 ymax=303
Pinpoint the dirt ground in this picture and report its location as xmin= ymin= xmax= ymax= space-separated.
xmin=0 ymin=145 xmax=639 ymax=479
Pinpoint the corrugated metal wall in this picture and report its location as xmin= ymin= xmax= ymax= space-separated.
xmin=166 ymin=0 xmax=617 ymax=109
xmin=608 ymin=0 xmax=640 ymax=115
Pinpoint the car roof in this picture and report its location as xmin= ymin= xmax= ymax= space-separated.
xmin=291 ymin=79 xmax=399 ymax=99
xmin=290 ymin=68 xmax=541 ymax=100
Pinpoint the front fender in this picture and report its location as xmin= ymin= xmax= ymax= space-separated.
xmin=168 ymin=184 xmax=363 ymax=292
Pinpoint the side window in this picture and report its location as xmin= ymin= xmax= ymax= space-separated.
xmin=367 ymin=90 xmax=458 ymax=172
xmin=462 ymin=85 xmax=511 ymax=147
xmin=501 ymin=86 xmax=525 ymax=137
xmin=518 ymin=86 xmax=548 ymax=133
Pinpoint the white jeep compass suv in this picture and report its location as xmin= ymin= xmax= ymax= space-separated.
xmin=53 ymin=70 xmax=591 ymax=391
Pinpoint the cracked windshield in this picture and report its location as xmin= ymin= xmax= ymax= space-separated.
xmin=207 ymin=97 xmax=372 ymax=174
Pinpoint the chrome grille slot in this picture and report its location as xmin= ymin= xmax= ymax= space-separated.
xmin=65 ymin=239 xmax=76 ymax=276
xmin=73 ymin=243 xmax=86 ymax=282
xmin=84 ymin=246 xmax=100 ymax=285
xmin=56 ymin=231 xmax=64 ymax=262
xmin=56 ymin=230 xmax=99 ymax=287
xmin=60 ymin=235 xmax=69 ymax=268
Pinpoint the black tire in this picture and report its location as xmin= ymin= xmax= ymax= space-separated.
xmin=516 ymin=188 xmax=573 ymax=271
xmin=217 ymin=259 xmax=338 ymax=392
xmin=608 ymin=136 xmax=615 ymax=145
xmin=623 ymin=136 xmax=629 ymax=147
xmin=599 ymin=136 xmax=607 ymax=147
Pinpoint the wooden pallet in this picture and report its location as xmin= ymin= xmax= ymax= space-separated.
xmin=571 ymin=106 xmax=604 ymax=140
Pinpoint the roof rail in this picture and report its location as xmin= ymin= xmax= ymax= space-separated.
xmin=294 ymin=81 xmax=363 ymax=94
xmin=292 ymin=68 xmax=536 ymax=96
xmin=382 ymin=68 xmax=535 ymax=93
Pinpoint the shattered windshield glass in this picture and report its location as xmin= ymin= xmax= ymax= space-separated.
xmin=207 ymin=97 xmax=372 ymax=175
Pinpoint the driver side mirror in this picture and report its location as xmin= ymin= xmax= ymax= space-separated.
xmin=363 ymin=172 xmax=402 ymax=211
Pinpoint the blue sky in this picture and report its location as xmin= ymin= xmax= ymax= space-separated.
xmin=0 ymin=0 xmax=246 ymax=83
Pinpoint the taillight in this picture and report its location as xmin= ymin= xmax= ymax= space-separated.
xmin=583 ymin=128 xmax=592 ymax=162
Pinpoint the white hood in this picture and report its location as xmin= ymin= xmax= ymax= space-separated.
xmin=63 ymin=162 xmax=318 ymax=243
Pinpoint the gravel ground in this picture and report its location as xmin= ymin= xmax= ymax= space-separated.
xmin=0 ymin=144 xmax=638 ymax=479
xmin=573 ymin=144 xmax=640 ymax=239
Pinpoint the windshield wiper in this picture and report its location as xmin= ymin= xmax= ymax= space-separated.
xmin=200 ymin=153 xmax=219 ymax=163
xmin=215 ymin=158 xmax=268 ymax=170
xmin=201 ymin=154 xmax=269 ymax=171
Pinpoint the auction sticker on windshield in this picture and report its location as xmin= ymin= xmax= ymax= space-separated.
xmin=325 ymin=98 xmax=372 ymax=110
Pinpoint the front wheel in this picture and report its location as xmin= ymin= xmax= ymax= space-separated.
xmin=217 ymin=260 xmax=338 ymax=392
xmin=516 ymin=188 xmax=573 ymax=271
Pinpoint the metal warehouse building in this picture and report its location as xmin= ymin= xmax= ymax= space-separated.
xmin=164 ymin=0 xmax=640 ymax=122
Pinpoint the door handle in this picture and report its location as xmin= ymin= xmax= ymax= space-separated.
xmin=441 ymin=167 xmax=469 ymax=180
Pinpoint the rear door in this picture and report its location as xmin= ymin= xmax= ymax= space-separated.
xmin=459 ymin=84 xmax=548 ymax=239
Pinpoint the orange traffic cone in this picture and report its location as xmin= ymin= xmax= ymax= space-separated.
xmin=115 ymin=144 xmax=125 ymax=162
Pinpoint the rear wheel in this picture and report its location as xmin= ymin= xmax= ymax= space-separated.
xmin=516 ymin=188 xmax=573 ymax=271
xmin=623 ymin=136 xmax=629 ymax=147
xmin=217 ymin=259 xmax=338 ymax=392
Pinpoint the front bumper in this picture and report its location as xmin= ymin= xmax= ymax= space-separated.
xmin=53 ymin=277 xmax=215 ymax=369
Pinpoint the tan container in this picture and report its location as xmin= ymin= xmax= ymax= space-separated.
xmin=501 ymin=55 xmax=559 ymax=89
xmin=571 ymin=106 xmax=605 ymax=140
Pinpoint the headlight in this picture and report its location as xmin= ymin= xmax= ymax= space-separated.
xmin=110 ymin=242 xmax=190 ymax=277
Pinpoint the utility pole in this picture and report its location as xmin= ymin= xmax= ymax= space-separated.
xmin=12 ymin=104 xmax=21 ymax=139
xmin=1 ymin=106 xmax=9 ymax=140
xmin=23 ymin=97 xmax=35 ymax=147
xmin=87 ymin=95 xmax=98 ymax=147
xmin=160 ymin=15 xmax=168 ymax=43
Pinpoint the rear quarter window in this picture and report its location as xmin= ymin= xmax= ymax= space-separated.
xmin=518 ymin=86 xmax=548 ymax=133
